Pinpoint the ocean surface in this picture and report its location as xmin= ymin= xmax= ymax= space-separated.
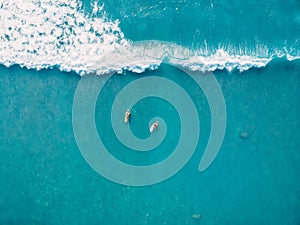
xmin=0 ymin=0 xmax=300 ymax=224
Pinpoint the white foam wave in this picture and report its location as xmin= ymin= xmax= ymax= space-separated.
xmin=0 ymin=0 xmax=129 ymax=75
xmin=0 ymin=0 xmax=299 ymax=75
xmin=103 ymin=41 xmax=278 ymax=74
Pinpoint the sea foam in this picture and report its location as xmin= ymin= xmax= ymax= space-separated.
xmin=0 ymin=0 xmax=299 ymax=75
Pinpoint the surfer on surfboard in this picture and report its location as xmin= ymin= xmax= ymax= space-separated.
xmin=124 ymin=109 xmax=131 ymax=123
xmin=150 ymin=121 xmax=159 ymax=133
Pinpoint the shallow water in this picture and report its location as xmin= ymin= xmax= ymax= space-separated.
xmin=1 ymin=60 xmax=299 ymax=224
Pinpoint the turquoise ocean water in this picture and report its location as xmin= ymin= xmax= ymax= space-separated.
xmin=0 ymin=0 xmax=300 ymax=224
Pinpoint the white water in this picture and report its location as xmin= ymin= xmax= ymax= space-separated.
xmin=0 ymin=0 xmax=299 ymax=75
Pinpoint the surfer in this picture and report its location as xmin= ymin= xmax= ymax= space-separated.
xmin=150 ymin=121 xmax=159 ymax=133
xmin=124 ymin=109 xmax=131 ymax=123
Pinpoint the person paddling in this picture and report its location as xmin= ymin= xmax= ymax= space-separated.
xmin=150 ymin=121 xmax=159 ymax=133
xmin=124 ymin=109 xmax=131 ymax=123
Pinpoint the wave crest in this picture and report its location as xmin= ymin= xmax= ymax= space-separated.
xmin=0 ymin=0 xmax=299 ymax=75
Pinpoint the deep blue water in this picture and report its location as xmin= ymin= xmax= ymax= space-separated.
xmin=0 ymin=0 xmax=300 ymax=225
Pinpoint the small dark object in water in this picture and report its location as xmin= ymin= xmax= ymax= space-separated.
xmin=240 ymin=131 xmax=249 ymax=139
xmin=192 ymin=214 xmax=201 ymax=220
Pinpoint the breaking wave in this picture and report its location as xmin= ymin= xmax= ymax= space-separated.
xmin=0 ymin=0 xmax=299 ymax=75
